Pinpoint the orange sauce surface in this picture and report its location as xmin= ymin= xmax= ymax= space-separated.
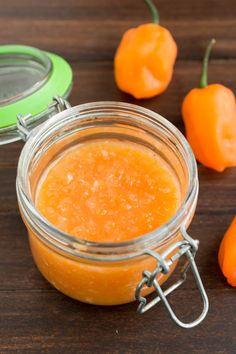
xmin=36 ymin=140 xmax=180 ymax=242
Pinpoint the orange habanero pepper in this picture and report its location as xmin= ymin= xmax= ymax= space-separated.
xmin=218 ymin=216 xmax=236 ymax=287
xmin=114 ymin=0 xmax=177 ymax=99
xmin=182 ymin=39 xmax=236 ymax=172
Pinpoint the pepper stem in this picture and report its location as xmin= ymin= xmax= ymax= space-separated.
xmin=200 ymin=38 xmax=216 ymax=88
xmin=145 ymin=0 xmax=159 ymax=24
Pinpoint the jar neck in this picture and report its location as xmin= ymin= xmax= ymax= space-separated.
xmin=16 ymin=101 xmax=198 ymax=262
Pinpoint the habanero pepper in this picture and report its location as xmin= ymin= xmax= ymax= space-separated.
xmin=218 ymin=216 xmax=236 ymax=287
xmin=182 ymin=39 xmax=236 ymax=172
xmin=114 ymin=0 xmax=177 ymax=99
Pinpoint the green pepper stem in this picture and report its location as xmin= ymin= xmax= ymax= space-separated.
xmin=145 ymin=0 xmax=159 ymax=24
xmin=200 ymin=38 xmax=216 ymax=88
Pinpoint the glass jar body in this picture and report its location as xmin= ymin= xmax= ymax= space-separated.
xmin=27 ymin=225 xmax=187 ymax=305
xmin=17 ymin=102 xmax=198 ymax=306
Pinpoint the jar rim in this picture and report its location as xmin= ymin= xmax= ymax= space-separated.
xmin=17 ymin=101 xmax=198 ymax=260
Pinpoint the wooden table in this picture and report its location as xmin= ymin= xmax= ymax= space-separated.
xmin=0 ymin=0 xmax=236 ymax=352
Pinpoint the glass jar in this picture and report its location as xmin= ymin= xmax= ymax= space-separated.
xmin=16 ymin=101 xmax=208 ymax=328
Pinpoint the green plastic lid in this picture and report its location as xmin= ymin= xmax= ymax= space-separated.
xmin=0 ymin=45 xmax=73 ymax=144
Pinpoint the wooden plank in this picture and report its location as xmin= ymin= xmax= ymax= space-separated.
xmin=0 ymin=289 xmax=235 ymax=353
xmin=0 ymin=0 xmax=235 ymax=21
xmin=0 ymin=17 xmax=235 ymax=60
xmin=0 ymin=214 xmax=52 ymax=291
xmin=0 ymin=169 xmax=17 ymax=214
xmin=0 ymin=142 xmax=23 ymax=169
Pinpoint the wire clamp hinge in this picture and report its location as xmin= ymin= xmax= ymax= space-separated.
xmin=17 ymin=113 xmax=32 ymax=141
xmin=135 ymin=230 xmax=209 ymax=328
xmin=48 ymin=95 xmax=71 ymax=113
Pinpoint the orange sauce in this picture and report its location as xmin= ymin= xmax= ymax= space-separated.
xmin=28 ymin=139 xmax=182 ymax=305
xmin=36 ymin=140 xmax=180 ymax=242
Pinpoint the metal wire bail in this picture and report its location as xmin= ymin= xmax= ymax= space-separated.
xmin=17 ymin=113 xmax=32 ymax=141
xmin=135 ymin=227 xmax=209 ymax=328
xmin=48 ymin=95 xmax=71 ymax=112
xmin=17 ymin=96 xmax=71 ymax=141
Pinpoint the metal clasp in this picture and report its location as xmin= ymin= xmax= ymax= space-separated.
xmin=135 ymin=227 xmax=209 ymax=328
xmin=17 ymin=113 xmax=32 ymax=141
xmin=48 ymin=95 xmax=71 ymax=112
xmin=17 ymin=96 xmax=71 ymax=141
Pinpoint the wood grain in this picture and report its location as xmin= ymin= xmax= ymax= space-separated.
xmin=0 ymin=0 xmax=236 ymax=353
xmin=0 ymin=0 xmax=235 ymax=20
xmin=0 ymin=0 xmax=235 ymax=60
xmin=0 ymin=290 xmax=235 ymax=354
xmin=1 ymin=19 xmax=236 ymax=61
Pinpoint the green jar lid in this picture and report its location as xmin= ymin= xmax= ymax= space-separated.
xmin=0 ymin=45 xmax=73 ymax=144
